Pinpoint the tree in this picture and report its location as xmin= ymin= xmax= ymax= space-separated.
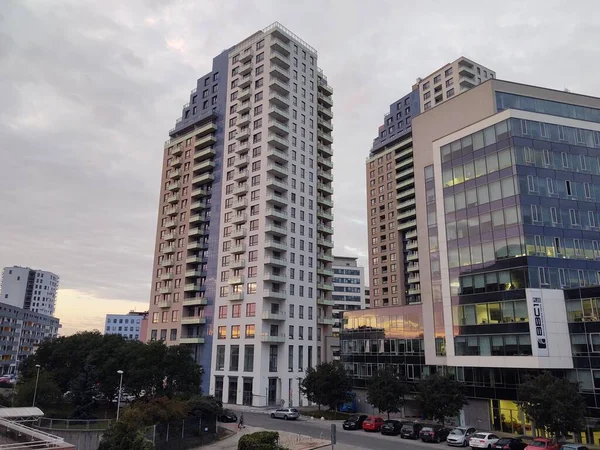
xmin=15 ymin=372 xmax=62 ymax=408
xmin=98 ymin=420 xmax=153 ymax=450
xmin=300 ymin=362 xmax=352 ymax=411
xmin=516 ymin=372 xmax=586 ymax=439
xmin=70 ymin=360 xmax=98 ymax=419
xmin=416 ymin=373 xmax=467 ymax=424
xmin=366 ymin=366 xmax=408 ymax=419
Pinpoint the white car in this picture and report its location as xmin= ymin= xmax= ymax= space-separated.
xmin=447 ymin=427 xmax=477 ymax=447
xmin=469 ymin=432 xmax=500 ymax=448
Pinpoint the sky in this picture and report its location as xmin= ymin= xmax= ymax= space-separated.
xmin=1 ymin=0 xmax=599 ymax=336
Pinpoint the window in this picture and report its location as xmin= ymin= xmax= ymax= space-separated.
xmin=547 ymin=178 xmax=555 ymax=194
xmin=217 ymin=326 xmax=226 ymax=339
xmin=561 ymin=152 xmax=570 ymax=168
xmin=231 ymin=325 xmax=240 ymax=339
xmin=447 ymin=88 xmax=455 ymax=98
xmin=527 ymin=175 xmax=537 ymax=193
xmin=246 ymin=303 xmax=256 ymax=317
xmin=245 ymin=324 xmax=255 ymax=338
xmin=244 ymin=345 xmax=254 ymax=371
xmin=524 ymin=147 xmax=533 ymax=163
xmin=218 ymin=306 xmax=227 ymax=319
xmin=566 ymin=180 xmax=573 ymax=196
xmin=232 ymin=304 xmax=241 ymax=318
xmin=570 ymin=209 xmax=580 ymax=226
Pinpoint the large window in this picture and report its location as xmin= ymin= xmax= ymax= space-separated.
xmin=455 ymin=334 xmax=531 ymax=356
xmin=453 ymin=300 xmax=528 ymax=325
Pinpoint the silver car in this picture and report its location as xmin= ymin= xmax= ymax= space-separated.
xmin=446 ymin=427 xmax=477 ymax=447
xmin=270 ymin=408 xmax=300 ymax=420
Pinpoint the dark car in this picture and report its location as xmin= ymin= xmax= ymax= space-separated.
xmin=381 ymin=419 xmax=403 ymax=436
xmin=493 ymin=438 xmax=527 ymax=450
xmin=420 ymin=425 xmax=451 ymax=443
xmin=400 ymin=422 xmax=424 ymax=439
xmin=342 ymin=414 xmax=368 ymax=430
xmin=219 ymin=409 xmax=237 ymax=423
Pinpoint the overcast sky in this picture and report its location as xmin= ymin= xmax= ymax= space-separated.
xmin=1 ymin=0 xmax=599 ymax=335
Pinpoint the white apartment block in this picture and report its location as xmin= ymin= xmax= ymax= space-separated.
xmin=332 ymin=256 xmax=366 ymax=335
xmin=0 ymin=266 xmax=59 ymax=317
xmin=104 ymin=311 xmax=148 ymax=341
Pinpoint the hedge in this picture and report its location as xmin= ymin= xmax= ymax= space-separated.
xmin=237 ymin=431 xmax=280 ymax=450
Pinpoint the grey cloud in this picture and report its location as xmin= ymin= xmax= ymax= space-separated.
xmin=1 ymin=0 xmax=599 ymax=324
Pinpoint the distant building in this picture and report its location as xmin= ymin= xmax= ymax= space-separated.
xmin=364 ymin=287 xmax=370 ymax=308
xmin=104 ymin=311 xmax=148 ymax=341
xmin=332 ymin=256 xmax=366 ymax=335
xmin=0 ymin=302 xmax=61 ymax=375
xmin=0 ymin=266 xmax=59 ymax=317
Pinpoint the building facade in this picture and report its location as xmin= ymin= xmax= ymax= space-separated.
xmin=332 ymin=256 xmax=366 ymax=334
xmin=350 ymin=70 xmax=600 ymax=440
xmin=0 ymin=302 xmax=60 ymax=375
xmin=104 ymin=311 xmax=148 ymax=341
xmin=147 ymin=23 xmax=334 ymax=406
xmin=0 ymin=267 xmax=59 ymax=317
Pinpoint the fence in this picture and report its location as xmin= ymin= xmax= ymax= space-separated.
xmin=143 ymin=416 xmax=219 ymax=450
xmin=34 ymin=418 xmax=113 ymax=431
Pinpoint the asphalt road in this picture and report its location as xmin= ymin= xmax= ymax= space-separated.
xmin=241 ymin=411 xmax=456 ymax=450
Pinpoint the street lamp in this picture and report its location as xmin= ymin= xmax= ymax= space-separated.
xmin=32 ymin=365 xmax=41 ymax=407
xmin=116 ymin=370 xmax=124 ymax=421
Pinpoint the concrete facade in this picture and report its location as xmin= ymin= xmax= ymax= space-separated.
xmin=104 ymin=311 xmax=148 ymax=341
xmin=0 ymin=267 xmax=59 ymax=316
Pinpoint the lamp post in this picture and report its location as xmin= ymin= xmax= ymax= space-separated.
xmin=32 ymin=365 xmax=41 ymax=407
xmin=116 ymin=370 xmax=124 ymax=421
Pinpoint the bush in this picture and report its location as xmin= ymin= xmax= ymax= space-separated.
xmin=237 ymin=431 xmax=280 ymax=450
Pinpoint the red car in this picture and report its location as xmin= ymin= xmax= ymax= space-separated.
xmin=362 ymin=416 xmax=384 ymax=432
xmin=524 ymin=438 xmax=560 ymax=450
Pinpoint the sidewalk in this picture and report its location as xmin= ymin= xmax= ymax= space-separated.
xmin=200 ymin=424 xmax=329 ymax=450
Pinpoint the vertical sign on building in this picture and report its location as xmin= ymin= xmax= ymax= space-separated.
xmin=532 ymin=296 xmax=549 ymax=357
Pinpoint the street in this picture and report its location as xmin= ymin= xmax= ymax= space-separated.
xmin=240 ymin=411 xmax=454 ymax=450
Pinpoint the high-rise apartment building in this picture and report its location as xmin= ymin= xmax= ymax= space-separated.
xmin=347 ymin=67 xmax=600 ymax=438
xmin=332 ymin=256 xmax=366 ymax=334
xmin=147 ymin=23 xmax=334 ymax=405
xmin=0 ymin=266 xmax=59 ymax=316
xmin=104 ymin=311 xmax=148 ymax=341
xmin=366 ymin=57 xmax=494 ymax=310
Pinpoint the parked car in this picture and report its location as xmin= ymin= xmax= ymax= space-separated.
xmin=342 ymin=414 xmax=368 ymax=430
xmin=362 ymin=416 xmax=384 ymax=432
xmin=560 ymin=445 xmax=589 ymax=450
xmin=270 ymin=408 xmax=299 ymax=420
xmin=380 ymin=419 xmax=403 ymax=436
xmin=421 ymin=425 xmax=451 ymax=443
xmin=524 ymin=438 xmax=560 ymax=450
xmin=469 ymin=432 xmax=500 ymax=448
xmin=493 ymin=438 xmax=528 ymax=450
xmin=400 ymin=422 xmax=424 ymax=439
xmin=220 ymin=409 xmax=237 ymax=423
xmin=447 ymin=427 xmax=478 ymax=447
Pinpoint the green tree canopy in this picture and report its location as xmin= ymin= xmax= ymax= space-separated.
xmin=300 ymin=362 xmax=352 ymax=411
xmin=14 ymin=372 xmax=62 ymax=409
xmin=416 ymin=372 xmax=467 ymax=424
xmin=366 ymin=366 xmax=408 ymax=419
xmin=516 ymin=372 xmax=586 ymax=438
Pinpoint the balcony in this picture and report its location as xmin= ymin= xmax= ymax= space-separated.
xmin=318 ymin=92 xmax=333 ymax=108
xmin=318 ymin=117 xmax=333 ymax=132
xmin=195 ymin=134 xmax=216 ymax=149
xmin=164 ymin=232 xmax=175 ymax=241
xmin=266 ymin=147 xmax=287 ymax=164
xmin=192 ymin=187 xmax=209 ymax=197
xmin=317 ymin=224 xmax=333 ymax=235
xmin=407 ymin=274 xmax=420 ymax=283
xmin=184 ymin=283 xmax=204 ymax=292
xmin=183 ymin=297 xmax=208 ymax=307
xmin=238 ymin=88 xmax=252 ymax=102
xmin=318 ymin=170 xmax=333 ymax=183
xmin=238 ymin=114 xmax=251 ymax=127
xmin=239 ymin=74 xmax=252 ymax=88
xmin=165 ymin=206 xmax=178 ymax=216
xmin=230 ymin=259 xmax=246 ymax=269
xmin=236 ymin=129 xmax=251 ymax=141
xmin=317 ymin=283 xmax=334 ymax=291
xmin=317 ymin=297 xmax=335 ymax=306
xmin=193 ymin=159 xmax=215 ymax=173
xmin=230 ymin=244 xmax=246 ymax=254
xmin=180 ymin=336 xmax=205 ymax=345
xmin=170 ymin=157 xmax=182 ymax=167
xmin=169 ymin=169 xmax=182 ymax=180
xmin=270 ymin=50 xmax=290 ymax=68
xmin=265 ymin=239 xmax=287 ymax=251
xmin=407 ymin=252 xmax=419 ymax=261
xmin=167 ymin=182 xmax=181 ymax=192
xmin=266 ymin=163 xmax=288 ymax=177
xmin=317 ymin=210 xmax=334 ymax=221
xmin=158 ymin=299 xmax=172 ymax=309
xmin=318 ymin=104 xmax=333 ymax=120
xmin=269 ymin=92 xmax=289 ymax=109
xmin=264 ymin=256 xmax=287 ymax=267
xmin=270 ymin=64 xmax=290 ymax=82
xmin=228 ymin=276 xmax=245 ymax=285
xmin=408 ymin=287 xmax=421 ymax=296
xmin=194 ymin=146 xmax=216 ymax=162
xmin=163 ymin=245 xmax=175 ymax=254
xmin=260 ymin=334 xmax=286 ymax=343
xmin=232 ymin=199 xmax=248 ymax=210
xmin=319 ymin=132 xmax=333 ymax=145
xmin=268 ymin=105 xmax=289 ymax=122
xmin=317 ymin=267 xmax=334 ymax=277
xmin=192 ymin=173 xmax=215 ymax=185
xmin=270 ymin=37 xmax=290 ymax=55
xmin=185 ymin=270 xmax=207 ymax=278
xmin=398 ymin=219 xmax=417 ymax=231
xmin=317 ymin=196 xmax=333 ymax=207
xmin=406 ymin=240 xmax=418 ymax=250
xmin=459 ymin=76 xmax=476 ymax=88
xmin=161 ymin=259 xmax=174 ymax=267
xmin=397 ymin=188 xmax=416 ymax=201
xmin=317 ymin=142 xmax=333 ymax=157
xmin=265 ymin=223 xmax=287 ymax=236
xmin=172 ymin=146 xmax=183 ymax=156
xmin=406 ymin=229 xmax=418 ymax=239
xmin=231 ymin=213 xmax=248 ymax=224
xmin=189 ymin=214 xmax=206 ymax=225
xmin=407 ymin=262 xmax=419 ymax=272
xmin=398 ymin=209 xmax=416 ymax=220
xmin=196 ymin=121 xmax=218 ymax=137
xmin=264 ymin=289 xmax=286 ymax=300
xmin=317 ymin=252 xmax=334 ymax=262
xmin=317 ymin=156 xmax=333 ymax=170
xmin=317 ymin=317 xmax=335 ymax=326
xmin=265 ymin=193 xmax=287 ymax=207
xmin=233 ymin=183 xmax=249 ymax=195
xmin=234 ymin=156 xmax=249 ymax=168
xmin=229 ymin=292 xmax=244 ymax=301
xmin=262 ymin=311 xmax=286 ymax=321
xmin=236 ymin=141 xmax=250 ymax=154
xmin=233 ymin=169 xmax=249 ymax=182
xmin=231 ymin=228 xmax=247 ymax=239
xmin=318 ymin=79 xmax=334 ymax=95
xmin=264 ymin=272 xmax=287 ymax=283
xmin=268 ymin=120 xmax=289 ymax=135
xmin=269 ymin=77 xmax=290 ymax=95
xmin=266 ymin=177 xmax=288 ymax=191
xmin=186 ymin=256 xmax=207 ymax=264
xmin=317 ymin=182 xmax=333 ymax=195
xmin=159 ymin=287 xmax=172 ymax=295
xmin=268 ymin=134 xmax=289 ymax=151
xmin=317 ymin=238 xmax=334 ymax=248
xmin=164 ymin=219 xmax=176 ymax=228
xmin=181 ymin=316 xmax=207 ymax=325
xmin=239 ymin=63 xmax=252 ymax=76
xmin=238 ymin=102 xmax=251 ymax=115
xmin=167 ymin=194 xmax=179 ymax=204
xmin=160 ymin=273 xmax=173 ymax=281
xmin=266 ymin=208 xmax=288 ymax=220
xmin=190 ymin=201 xmax=209 ymax=212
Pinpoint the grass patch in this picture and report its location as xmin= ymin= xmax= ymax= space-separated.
xmin=302 ymin=410 xmax=351 ymax=420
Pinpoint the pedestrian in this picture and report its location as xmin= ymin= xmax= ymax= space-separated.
xmin=238 ymin=413 xmax=244 ymax=430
